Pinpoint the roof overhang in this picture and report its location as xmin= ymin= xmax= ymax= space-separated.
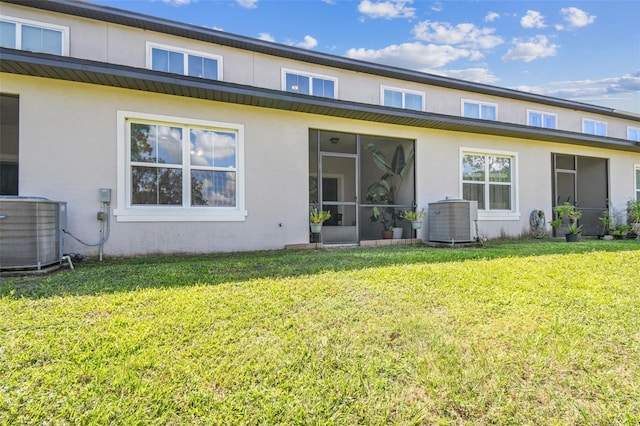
xmin=3 ymin=0 xmax=640 ymax=121
xmin=1 ymin=48 xmax=639 ymax=153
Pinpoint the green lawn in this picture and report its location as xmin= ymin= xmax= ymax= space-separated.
xmin=1 ymin=239 xmax=639 ymax=425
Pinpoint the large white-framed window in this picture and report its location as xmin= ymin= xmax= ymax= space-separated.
xmin=462 ymin=99 xmax=497 ymax=120
xmin=0 ymin=15 xmax=69 ymax=55
xmin=281 ymin=68 xmax=337 ymax=98
xmin=628 ymin=126 xmax=640 ymax=142
xmin=381 ymin=86 xmax=425 ymax=111
xmin=460 ymin=148 xmax=519 ymax=220
xmin=146 ymin=42 xmax=223 ymax=80
xmin=115 ymin=111 xmax=246 ymax=222
xmin=527 ymin=109 xmax=557 ymax=129
xmin=582 ymin=118 xmax=607 ymax=136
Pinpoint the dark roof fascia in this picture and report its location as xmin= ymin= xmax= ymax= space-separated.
xmin=3 ymin=0 xmax=638 ymax=121
xmin=1 ymin=48 xmax=639 ymax=153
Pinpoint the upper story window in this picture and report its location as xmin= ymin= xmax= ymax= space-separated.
xmin=282 ymin=68 xmax=337 ymax=98
xmin=0 ymin=16 xmax=68 ymax=55
xmin=115 ymin=111 xmax=246 ymax=222
xmin=628 ymin=126 xmax=640 ymax=142
xmin=462 ymin=99 xmax=497 ymax=120
xmin=146 ymin=42 xmax=222 ymax=80
xmin=582 ymin=118 xmax=607 ymax=136
xmin=381 ymin=86 xmax=425 ymax=111
xmin=527 ymin=109 xmax=557 ymax=129
xmin=461 ymin=148 xmax=519 ymax=220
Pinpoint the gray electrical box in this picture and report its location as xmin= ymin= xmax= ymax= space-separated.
xmin=99 ymin=188 xmax=112 ymax=203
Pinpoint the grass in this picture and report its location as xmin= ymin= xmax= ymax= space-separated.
xmin=1 ymin=239 xmax=639 ymax=425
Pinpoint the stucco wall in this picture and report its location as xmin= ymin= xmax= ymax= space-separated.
xmin=2 ymin=72 xmax=639 ymax=256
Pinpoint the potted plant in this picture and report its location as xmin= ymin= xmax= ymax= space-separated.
xmin=628 ymin=199 xmax=640 ymax=239
xmin=404 ymin=208 xmax=426 ymax=230
xmin=365 ymin=143 xmax=414 ymax=239
xmin=552 ymin=202 xmax=582 ymax=242
xmin=612 ymin=224 xmax=632 ymax=239
xmin=309 ymin=208 xmax=331 ymax=233
xmin=598 ymin=208 xmax=614 ymax=240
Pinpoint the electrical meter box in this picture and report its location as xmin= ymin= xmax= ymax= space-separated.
xmin=99 ymin=188 xmax=112 ymax=203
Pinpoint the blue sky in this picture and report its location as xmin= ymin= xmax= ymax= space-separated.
xmin=94 ymin=0 xmax=640 ymax=114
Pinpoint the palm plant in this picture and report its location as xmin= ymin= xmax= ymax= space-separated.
xmin=365 ymin=143 xmax=414 ymax=231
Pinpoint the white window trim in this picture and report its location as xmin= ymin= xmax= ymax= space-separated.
xmin=461 ymin=99 xmax=498 ymax=120
xmin=146 ymin=42 xmax=223 ymax=80
xmin=281 ymin=68 xmax=338 ymax=98
xmin=628 ymin=126 xmax=640 ymax=142
xmin=459 ymin=147 xmax=520 ymax=221
xmin=115 ymin=111 xmax=246 ymax=222
xmin=582 ymin=118 xmax=608 ymax=136
xmin=0 ymin=15 xmax=69 ymax=55
xmin=380 ymin=85 xmax=425 ymax=111
xmin=527 ymin=109 xmax=558 ymax=129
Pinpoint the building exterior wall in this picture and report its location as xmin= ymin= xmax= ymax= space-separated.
xmin=2 ymin=2 xmax=639 ymax=138
xmin=1 ymin=1 xmax=640 ymax=257
xmin=2 ymin=71 xmax=639 ymax=256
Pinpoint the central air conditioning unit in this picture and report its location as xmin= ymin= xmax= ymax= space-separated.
xmin=428 ymin=199 xmax=478 ymax=243
xmin=0 ymin=197 xmax=67 ymax=271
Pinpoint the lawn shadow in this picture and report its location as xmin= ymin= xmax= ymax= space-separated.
xmin=2 ymin=239 xmax=638 ymax=299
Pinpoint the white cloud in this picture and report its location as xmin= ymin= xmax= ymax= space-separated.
xmin=485 ymin=12 xmax=500 ymax=23
xmin=431 ymin=2 xmax=443 ymax=12
xmin=357 ymin=0 xmax=415 ymax=19
xmin=559 ymin=7 xmax=596 ymax=29
xmin=510 ymin=72 xmax=640 ymax=113
xmin=295 ymin=35 xmax=318 ymax=49
xmin=346 ymin=42 xmax=472 ymax=71
xmin=236 ymin=0 xmax=257 ymax=9
xmin=520 ymin=10 xmax=546 ymax=29
xmin=502 ymin=35 xmax=558 ymax=62
xmin=412 ymin=20 xmax=503 ymax=50
xmin=258 ymin=33 xmax=275 ymax=43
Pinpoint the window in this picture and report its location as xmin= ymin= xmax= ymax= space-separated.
xmin=0 ymin=16 xmax=68 ymax=55
xmin=115 ymin=111 xmax=246 ymax=222
xmin=628 ymin=127 xmax=640 ymax=142
xmin=147 ymin=42 xmax=222 ymax=80
xmin=462 ymin=100 xmax=497 ymax=120
xmin=282 ymin=69 xmax=337 ymax=98
xmin=528 ymin=110 xmax=557 ymax=129
xmin=461 ymin=149 xmax=519 ymax=219
xmin=583 ymin=118 xmax=607 ymax=136
xmin=0 ymin=94 xmax=19 ymax=195
xmin=381 ymin=86 xmax=424 ymax=111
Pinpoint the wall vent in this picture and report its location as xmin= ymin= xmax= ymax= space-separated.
xmin=428 ymin=199 xmax=478 ymax=243
xmin=0 ymin=197 xmax=67 ymax=270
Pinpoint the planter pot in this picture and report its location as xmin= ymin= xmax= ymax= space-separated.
xmin=411 ymin=221 xmax=423 ymax=230
xmin=565 ymin=233 xmax=579 ymax=242
xmin=392 ymin=227 xmax=403 ymax=239
xmin=310 ymin=223 xmax=323 ymax=233
xmin=382 ymin=230 xmax=393 ymax=239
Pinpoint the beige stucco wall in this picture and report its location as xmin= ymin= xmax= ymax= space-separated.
xmin=2 ymin=72 xmax=640 ymax=255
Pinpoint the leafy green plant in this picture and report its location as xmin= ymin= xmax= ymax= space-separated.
xmin=403 ymin=209 xmax=426 ymax=222
xmin=598 ymin=209 xmax=613 ymax=235
xmin=309 ymin=208 xmax=331 ymax=224
xmin=552 ymin=203 xmax=582 ymax=232
xmin=628 ymin=199 xmax=640 ymax=237
xmin=566 ymin=222 xmax=583 ymax=235
xmin=365 ymin=143 xmax=414 ymax=231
